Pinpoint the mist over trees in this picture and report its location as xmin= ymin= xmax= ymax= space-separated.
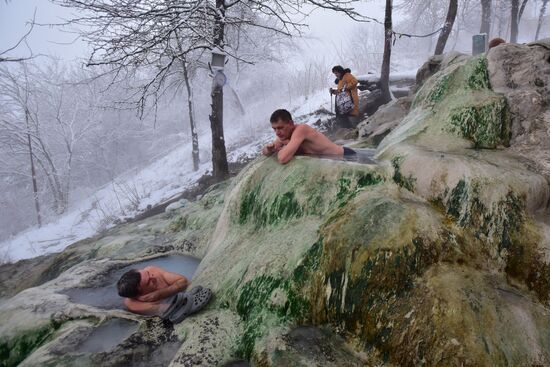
xmin=0 ymin=0 xmax=548 ymax=244
xmin=50 ymin=0 xmax=368 ymax=180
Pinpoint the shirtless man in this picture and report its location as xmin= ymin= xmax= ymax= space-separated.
xmin=262 ymin=109 xmax=355 ymax=164
xmin=117 ymin=266 xmax=189 ymax=315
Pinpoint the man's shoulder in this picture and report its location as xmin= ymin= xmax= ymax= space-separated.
xmin=294 ymin=124 xmax=315 ymax=134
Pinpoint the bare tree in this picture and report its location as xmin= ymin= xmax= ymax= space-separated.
xmin=52 ymin=0 xmax=366 ymax=182
xmin=511 ymin=0 xmax=519 ymax=42
xmin=518 ymin=0 xmax=529 ymax=22
xmin=210 ymin=0 xmax=229 ymax=180
xmin=0 ymin=61 xmax=99 ymax=216
xmin=434 ymin=0 xmax=458 ymax=55
xmin=380 ymin=0 xmax=393 ymax=104
xmin=0 ymin=11 xmax=36 ymax=63
xmin=480 ymin=0 xmax=492 ymax=36
xmin=173 ymin=33 xmax=201 ymax=172
xmin=535 ymin=0 xmax=549 ymax=40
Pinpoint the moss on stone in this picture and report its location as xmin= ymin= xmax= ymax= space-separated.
xmin=0 ymin=319 xmax=62 ymax=367
xmin=292 ymin=240 xmax=323 ymax=284
xmin=445 ymin=179 xmax=526 ymax=257
xmin=235 ymin=275 xmax=309 ymax=359
xmin=239 ymin=188 xmax=303 ymax=228
xmin=238 ymin=164 xmax=383 ymax=228
xmin=391 ymin=156 xmax=416 ymax=192
xmin=466 ymin=56 xmax=490 ymax=90
xmin=427 ymin=73 xmax=454 ymax=103
xmin=448 ymin=96 xmax=510 ymax=148
xmin=169 ymin=215 xmax=188 ymax=232
xmin=446 ymin=179 xmax=468 ymax=221
xmin=334 ymin=172 xmax=383 ymax=207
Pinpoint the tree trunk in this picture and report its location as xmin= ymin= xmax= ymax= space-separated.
xmin=535 ymin=0 xmax=548 ymax=40
xmin=435 ymin=0 xmax=458 ymax=55
xmin=175 ymin=31 xmax=200 ymax=173
xmin=182 ymin=61 xmax=200 ymax=172
xmin=480 ymin=0 xmax=492 ymax=36
xmin=518 ymin=0 xmax=529 ymax=22
xmin=210 ymin=0 xmax=229 ymax=181
xmin=511 ymin=0 xmax=519 ymax=43
xmin=380 ymin=0 xmax=393 ymax=104
xmin=25 ymin=109 xmax=41 ymax=227
xmin=498 ymin=0 xmax=506 ymax=37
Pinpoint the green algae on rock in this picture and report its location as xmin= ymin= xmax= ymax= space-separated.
xmin=0 ymin=319 xmax=62 ymax=367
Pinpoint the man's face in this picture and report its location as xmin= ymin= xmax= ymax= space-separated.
xmin=138 ymin=269 xmax=158 ymax=294
xmin=271 ymin=119 xmax=294 ymax=141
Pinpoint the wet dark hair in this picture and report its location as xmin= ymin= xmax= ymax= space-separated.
xmin=117 ymin=269 xmax=141 ymax=298
xmin=332 ymin=66 xmax=352 ymax=83
xmin=270 ymin=109 xmax=293 ymax=124
xmin=332 ymin=65 xmax=344 ymax=74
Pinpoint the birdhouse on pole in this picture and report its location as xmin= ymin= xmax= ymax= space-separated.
xmin=211 ymin=47 xmax=226 ymax=71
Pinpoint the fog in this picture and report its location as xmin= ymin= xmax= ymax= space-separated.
xmin=0 ymin=0 xmax=548 ymax=252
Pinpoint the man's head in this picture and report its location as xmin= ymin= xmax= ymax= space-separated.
xmin=117 ymin=269 xmax=141 ymax=298
xmin=117 ymin=268 xmax=160 ymax=298
xmin=270 ymin=109 xmax=294 ymax=140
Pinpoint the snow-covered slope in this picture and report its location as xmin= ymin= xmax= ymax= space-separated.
xmin=1 ymin=89 xmax=333 ymax=263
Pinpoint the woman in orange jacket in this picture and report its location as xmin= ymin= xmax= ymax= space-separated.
xmin=331 ymin=65 xmax=359 ymax=117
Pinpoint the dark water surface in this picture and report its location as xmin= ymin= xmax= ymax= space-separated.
xmin=62 ymin=255 xmax=200 ymax=309
xmin=303 ymin=148 xmax=377 ymax=165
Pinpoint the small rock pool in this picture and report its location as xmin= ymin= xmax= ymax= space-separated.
xmin=62 ymin=255 xmax=200 ymax=309
xmin=76 ymin=318 xmax=139 ymax=353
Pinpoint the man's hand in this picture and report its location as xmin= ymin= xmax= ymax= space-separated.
xmin=262 ymin=143 xmax=276 ymax=156
xmin=262 ymin=139 xmax=288 ymax=156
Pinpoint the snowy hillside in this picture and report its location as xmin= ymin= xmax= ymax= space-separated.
xmin=0 ymin=89 xmax=334 ymax=263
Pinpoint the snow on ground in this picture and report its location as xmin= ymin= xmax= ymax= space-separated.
xmin=0 ymin=89 xmax=333 ymax=263
xmin=356 ymin=69 xmax=418 ymax=83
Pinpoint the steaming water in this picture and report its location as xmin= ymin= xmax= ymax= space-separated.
xmin=305 ymin=148 xmax=377 ymax=164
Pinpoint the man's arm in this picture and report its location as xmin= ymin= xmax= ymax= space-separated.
xmin=124 ymin=297 xmax=166 ymax=316
xmin=136 ymin=267 xmax=189 ymax=302
xmin=277 ymin=127 xmax=306 ymax=164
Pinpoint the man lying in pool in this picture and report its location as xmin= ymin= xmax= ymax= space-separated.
xmin=117 ymin=266 xmax=212 ymax=323
xmin=262 ymin=109 xmax=355 ymax=164
xmin=117 ymin=266 xmax=189 ymax=316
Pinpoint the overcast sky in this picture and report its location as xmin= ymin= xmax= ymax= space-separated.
xmin=0 ymin=1 xmax=88 ymax=61
xmin=0 ymin=0 xmax=388 ymax=64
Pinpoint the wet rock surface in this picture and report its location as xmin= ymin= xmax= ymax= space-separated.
xmin=355 ymin=95 xmax=413 ymax=147
xmin=488 ymin=39 xmax=550 ymax=180
xmin=255 ymin=326 xmax=369 ymax=366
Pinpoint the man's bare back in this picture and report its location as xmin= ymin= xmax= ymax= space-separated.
xmin=262 ymin=109 xmax=349 ymax=164
xmin=292 ymin=125 xmax=344 ymax=156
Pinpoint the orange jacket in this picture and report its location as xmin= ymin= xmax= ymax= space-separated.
xmin=337 ymin=72 xmax=359 ymax=116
